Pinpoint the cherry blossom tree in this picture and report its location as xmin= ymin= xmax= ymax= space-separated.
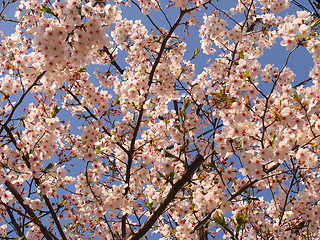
xmin=0 ymin=0 xmax=320 ymax=239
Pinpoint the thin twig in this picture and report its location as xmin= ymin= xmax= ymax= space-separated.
xmin=0 ymin=71 xmax=46 ymax=136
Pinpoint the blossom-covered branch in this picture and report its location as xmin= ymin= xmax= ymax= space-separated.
xmin=0 ymin=0 xmax=320 ymax=239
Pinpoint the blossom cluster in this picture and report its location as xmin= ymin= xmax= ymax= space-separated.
xmin=0 ymin=0 xmax=320 ymax=239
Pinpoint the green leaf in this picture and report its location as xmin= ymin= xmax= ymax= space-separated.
xmin=52 ymin=105 xmax=61 ymax=117
xmin=207 ymin=159 xmax=217 ymax=171
xmin=94 ymin=146 xmax=101 ymax=154
xmin=158 ymin=171 xmax=175 ymax=184
xmin=114 ymin=95 xmax=120 ymax=105
xmin=164 ymin=151 xmax=176 ymax=158
xmin=227 ymin=97 xmax=237 ymax=104
xmin=181 ymin=100 xmax=190 ymax=114
xmin=188 ymin=126 xmax=197 ymax=132
xmin=143 ymin=198 xmax=154 ymax=211
xmin=40 ymin=6 xmax=54 ymax=14
xmin=272 ymin=131 xmax=277 ymax=141
xmin=235 ymin=213 xmax=248 ymax=234
xmin=190 ymin=47 xmax=200 ymax=60
xmin=179 ymin=100 xmax=191 ymax=120
xmin=75 ymin=67 xmax=87 ymax=73
xmin=312 ymin=18 xmax=320 ymax=28
xmin=24 ymin=151 xmax=30 ymax=161
xmin=175 ymin=124 xmax=182 ymax=133
xmin=216 ymin=90 xmax=226 ymax=100
xmin=44 ymin=162 xmax=54 ymax=171
xmin=59 ymin=199 xmax=67 ymax=206
xmin=239 ymin=50 xmax=244 ymax=59
xmin=292 ymin=92 xmax=299 ymax=101
xmin=213 ymin=213 xmax=237 ymax=239
xmin=158 ymin=171 xmax=166 ymax=179
xmin=213 ymin=213 xmax=232 ymax=233
xmin=168 ymin=171 xmax=175 ymax=182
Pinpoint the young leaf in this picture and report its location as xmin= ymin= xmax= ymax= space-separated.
xmin=95 ymin=146 xmax=101 ymax=154
xmin=180 ymin=100 xmax=190 ymax=117
xmin=207 ymin=158 xmax=217 ymax=171
xmin=238 ymin=50 xmax=244 ymax=59
xmin=312 ymin=18 xmax=320 ymax=28
xmin=213 ymin=213 xmax=232 ymax=234
xmin=40 ymin=6 xmax=54 ymax=14
xmin=190 ymin=47 xmax=200 ymax=60
xmin=143 ymin=198 xmax=154 ymax=211
xmin=164 ymin=151 xmax=176 ymax=158
xmin=235 ymin=213 xmax=248 ymax=234
xmin=44 ymin=162 xmax=54 ymax=171
xmin=52 ymin=105 xmax=61 ymax=117
xmin=75 ymin=67 xmax=87 ymax=73
xmin=114 ymin=95 xmax=120 ymax=105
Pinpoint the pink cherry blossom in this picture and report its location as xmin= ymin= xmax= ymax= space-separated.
xmin=0 ymin=0 xmax=320 ymax=239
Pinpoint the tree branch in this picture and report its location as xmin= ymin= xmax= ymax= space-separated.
xmin=4 ymin=181 xmax=55 ymax=240
xmin=127 ymin=154 xmax=205 ymax=240
xmin=62 ymin=85 xmax=129 ymax=155
xmin=1 ymin=121 xmax=67 ymax=240
xmin=102 ymin=46 xmax=124 ymax=74
xmin=124 ymin=5 xmax=190 ymax=196
xmin=193 ymin=162 xmax=281 ymax=231
xmin=5 ymin=205 xmax=25 ymax=238
xmin=0 ymin=71 xmax=46 ymax=136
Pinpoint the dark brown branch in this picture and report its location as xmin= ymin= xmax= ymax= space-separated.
xmin=1 ymin=122 xmax=67 ymax=240
xmin=131 ymin=0 xmax=166 ymax=34
xmin=40 ymin=192 xmax=67 ymax=240
xmin=62 ymin=85 xmax=129 ymax=154
xmin=0 ymin=71 xmax=46 ymax=136
xmin=127 ymin=154 xmax=205 ymax=240
xmin=85 ymin=161 xmax=102 ymax=203
xmin=0 ymin=124 xmax=19 ymax=149
xmin=102 ymin=46 xmax=124 ymax=74
xmin=4 ymin=181 xmax=55 ymax=240
xmin=1 ymin=201 xmax=30 ymax=219
xmin=197 ymin=226 xmax=209 ymax=240
xmin=122 ymin=12 xmax=192 ymax=238
xmin=124 ymin=5 xmax=190 ymax=196
xmin=193 ymin=162 xmax=281 ymax=231
xmin=173 ymin=100 xmax=179 ymax=115
xmin=293 ymin=77 xmax=312 ymax=88
xmin=124 ymin=7 xmax=211 ymax=236
xmin=279 ymin=164 xmax=298 ymax=224
xmin=5 ymin=205 xmax=25 ymax=238
xmin=122 ymin=213 xmax=128 ymax=239
xmin=260 ymin=45 xmax=299 ymax=148
xmin=2 ymin=201 xmax=62 ymax=237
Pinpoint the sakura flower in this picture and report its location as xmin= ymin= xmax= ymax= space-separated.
xmin=0 ymin=225 xmax=7 ymax=237
xmin=299 ymin=24 xmax=311 ymax=38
